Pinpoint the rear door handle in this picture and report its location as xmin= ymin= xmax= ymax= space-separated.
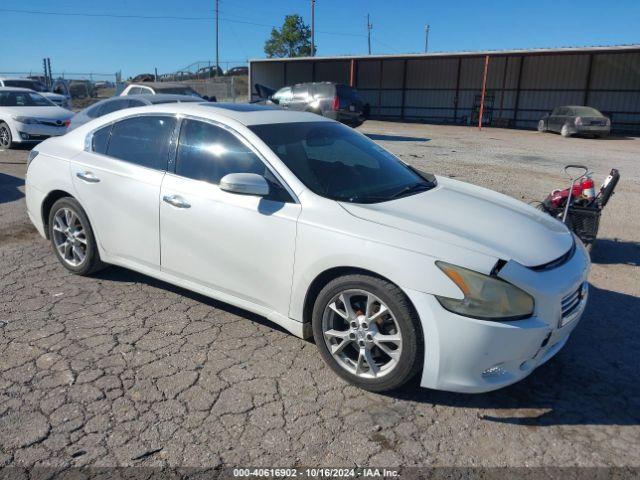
xmin=163 ymin=194 xmax=191 ymax=209
xmin=76 ymin=171 xmax=100 ymax=183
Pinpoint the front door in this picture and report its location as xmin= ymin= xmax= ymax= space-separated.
xmin=159 ymin=118 xmax=300 ymax=314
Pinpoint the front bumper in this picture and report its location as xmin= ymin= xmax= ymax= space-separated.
xmin=14 ymin=124 xmax=67 ymax=143
xmin=406 ymin=239 xmax=590 ymax=393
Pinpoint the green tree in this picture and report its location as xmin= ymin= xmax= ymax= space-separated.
xmin=264 ymin=14 xmax=315 ymax=58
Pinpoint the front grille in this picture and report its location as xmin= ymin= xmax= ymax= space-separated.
xmin=559 ymin=282 xmax=587 ymax=326
xmin=561 ymin=288 xmax=581 ymax=318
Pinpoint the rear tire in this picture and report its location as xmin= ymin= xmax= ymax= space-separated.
xmin=312 ymin=274 xmax=423 ymax=392
xmin=48 ymin=197 xmax=106 ymax=276
xmin=561 ymin=124 xmax=572 ymax=137
xmin=537 ymin=120 xmax=546 ymax=132
xmin=0 ymin=122 xmax=13 ymax=149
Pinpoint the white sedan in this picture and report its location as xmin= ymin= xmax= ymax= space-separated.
xmin=0 ymin=88 xmax=73 ymax=149
xmin=25 ymin=103 xmax=590 ymax=393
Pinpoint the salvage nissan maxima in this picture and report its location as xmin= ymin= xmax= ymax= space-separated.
xmin=25 ymin=103 xmax=590 ymax=393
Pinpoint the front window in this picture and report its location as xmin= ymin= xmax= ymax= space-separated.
xmin=249 ymin=121 xmax=436 ymax=203
xmin=0 ymin=91 xmax=55 ymax=107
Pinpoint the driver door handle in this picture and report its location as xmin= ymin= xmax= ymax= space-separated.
xmin=76 ymin=171 xmax=100 ymax=183
xmin=163 ymin=194 xmax=191 ymax=209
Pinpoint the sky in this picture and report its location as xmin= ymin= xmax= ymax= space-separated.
xmin=1 ymin=0 xmax=639 ymax=79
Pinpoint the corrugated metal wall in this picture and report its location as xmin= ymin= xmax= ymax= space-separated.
xmin=250 ymin=49 xmax=640 ymax=133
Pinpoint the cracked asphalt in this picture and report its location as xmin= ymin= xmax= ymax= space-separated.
xmin=0 ymin=122 xmax=639 ymax=469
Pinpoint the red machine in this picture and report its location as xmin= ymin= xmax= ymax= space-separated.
xmin=539 ymin=165 xmax=620 ymax=252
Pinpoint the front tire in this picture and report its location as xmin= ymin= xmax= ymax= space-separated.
xmin=48 ymin=197 xmax=106 ymax=276
xmin=312 ymin=274 xmax=422 ymax=392
xmin=0 ymin=122 xmax=13 ymax=149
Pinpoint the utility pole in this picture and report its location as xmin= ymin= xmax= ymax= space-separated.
xmin=367 ymin=14 xmax=372 ymax=55
xmin=424 ymin=24 xmax=430 ymax=53
xmin=215 ymin=0 xmax=219 ymax=76
xmin=311 ymin=0 xmax=315 ymax=56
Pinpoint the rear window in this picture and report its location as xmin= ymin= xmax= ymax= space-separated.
xmin=571 ymin=106 xmax=603 ymax=117
xmin=312 ymin=84 xmax=334 ymax=98
xmin=104 ymin=116 xmax=177 ymax=170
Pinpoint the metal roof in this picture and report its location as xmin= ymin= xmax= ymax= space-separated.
xmin=250 ymin=44 xmax=640 ymax=63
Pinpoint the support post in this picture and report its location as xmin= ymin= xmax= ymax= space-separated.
xmin=349 ymin=59 xmax=355 ymax=87
xmin=478 ymin=55 xmax=490 ymax=130
xmin=311 ymin=0 xmax=315 ymax=56
xmin=453 ymin=57 xmax=461 ymax=123
xmin=584 ymin=53 xmax=594 ymax=105
xmin=513 ymin=56 xmax=524 ymax=126
xmin=400 ymin=59 xmax=408 ymax=120
xmin=215 ymin=0 xmax=219 ymax=76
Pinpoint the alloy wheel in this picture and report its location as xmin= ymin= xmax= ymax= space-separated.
xmin=321 ymin=289 xmax=402 ymax=379
xmin=52 ymin=208 xmax=88 ymax=267
xmin=0 ymin=126 xmax=10 ymax=148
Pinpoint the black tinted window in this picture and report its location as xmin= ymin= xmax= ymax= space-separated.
xmin=176 ymin=120 xmax=266 ymax=184
xmin=107 ymin=116 xmax=176 ymax=170
xmin=99 ymin=99 xmax=130 ymax=116
xmin=312 ymin=84 xmax=334 ymax=97
xmin=292 ymin=85 xmax=308 ymax=100
xmin=336 ymin=85 xmax=358 ymax=100
xmin=250 ymin=122 xmax=433 ymax=203
xmin=92 ymin=125 xmax=112 ymax=154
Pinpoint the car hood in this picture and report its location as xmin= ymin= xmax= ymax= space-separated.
xmin=340 ymin=176 xmax=573 ymax=267
xmin=1 ymin=106 xmax=72 ymax=120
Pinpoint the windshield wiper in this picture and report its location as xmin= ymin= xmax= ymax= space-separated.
xmin=389 ymin=182 xmax=433 ymax=199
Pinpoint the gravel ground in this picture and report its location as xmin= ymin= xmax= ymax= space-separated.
xmin=0 ymin=122 xmax=638 ymax=469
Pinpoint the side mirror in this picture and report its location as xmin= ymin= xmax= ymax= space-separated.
xmin=202 ymin=95 xmax=210 ymax=101
xmin=268 ymin=95 xmax=278 ymax=104
xmin=220 ymin=173 xmax=269 ymax=197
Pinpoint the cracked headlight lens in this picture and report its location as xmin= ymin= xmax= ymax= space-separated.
xmin=435 ymin=261 xmax=534 ymax=320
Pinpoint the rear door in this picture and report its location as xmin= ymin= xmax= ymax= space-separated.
xmin=289 ymin=85 xmax=310 ymax=111
xmin=70 ymin=114 xmax=177 ymax=269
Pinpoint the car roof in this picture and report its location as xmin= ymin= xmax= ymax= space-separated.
xmin=127 ymin=82 xmax=191 ymax=89
xmin=101 ymin=93 xmax=201 ymax=104
xmin=103 ymin=102 xmax=333 ymax=126
xmin=0 ymin=87 xmax=37 ymax=92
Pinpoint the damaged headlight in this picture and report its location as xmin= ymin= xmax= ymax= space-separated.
xmin=435 ymin=261 xmax=534 ymax=320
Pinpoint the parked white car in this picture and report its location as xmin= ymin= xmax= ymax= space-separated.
xmin=0 ymin=88 xmax=73 ymax=149
xmin=119 ymin=82 xmax=202 ymax=98
xmin=25 ymin=103 xmax=590 ymax=393
xmin=0 ymin=78 xmax=72 ymax=110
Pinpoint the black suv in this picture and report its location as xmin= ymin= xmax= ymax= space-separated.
xmin=267 ymin=82 xmax=367 ymax=127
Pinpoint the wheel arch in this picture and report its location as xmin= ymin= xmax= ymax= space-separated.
xmin=301 ymin=266 xmax=420 ymax=328
xmin=41 ymin=190 xmax=76 ymax=239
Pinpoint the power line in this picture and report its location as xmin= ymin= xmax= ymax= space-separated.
xmin=0 ymin=7 xmax=366 ymax=37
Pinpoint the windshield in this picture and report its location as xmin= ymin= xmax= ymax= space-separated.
xmin=0 ymin=91 xmax=55 ymax=107
xmin=155 ymin=87 xmax=201 ymax=97
xmin=572 ymin=106 xmax=603 ymax=116
xmin=3 ymin=79 xmax=47 ymax=92
xmin=249 ymin=121 xmax=435 ymax=203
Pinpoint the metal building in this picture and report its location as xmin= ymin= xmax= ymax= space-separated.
xmin=249 ymin=45 xmax=640 ymax=133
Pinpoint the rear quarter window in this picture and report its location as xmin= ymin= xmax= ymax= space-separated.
xmin=92 ymin=125 xmax=112 ymax=154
